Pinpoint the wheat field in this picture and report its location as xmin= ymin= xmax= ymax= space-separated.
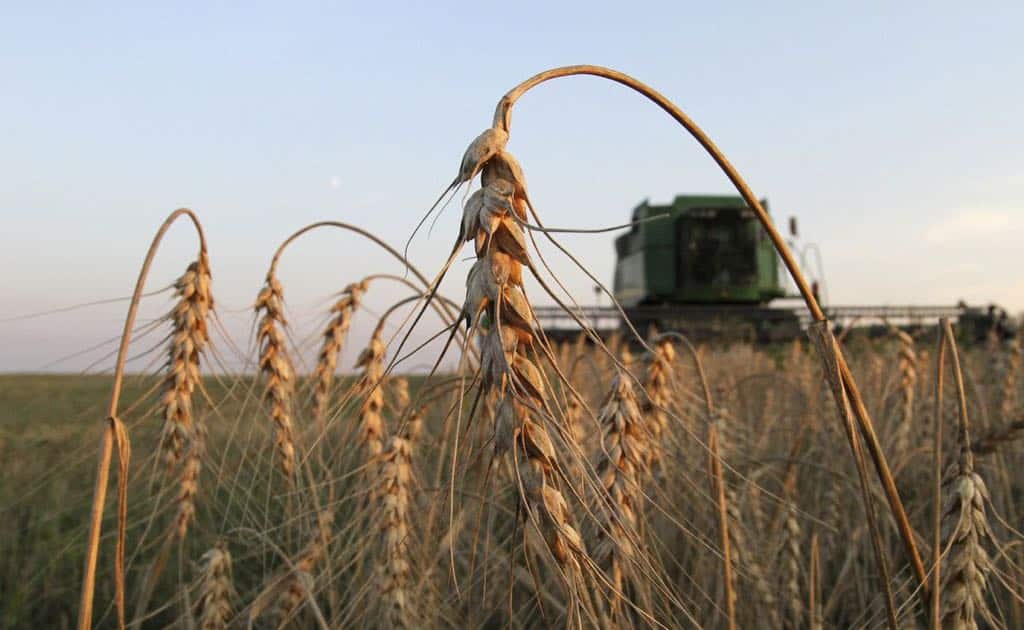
xmin=3 ymin=65 xmax=1023 ymax=630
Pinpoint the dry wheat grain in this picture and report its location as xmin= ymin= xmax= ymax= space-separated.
xmin=458 ymin=127 xmax=589 ymax=594
xmin=592 ymin=373 xmax=646 ymax=615
xmin=377 ymin=435 xmax=415 ymax=628
xmin=313 ymin=280 xmax=367 ymax=423
xmin=195 ymin=544 xmax=234 ymax=630
xmin=255 ymin=272 xmax=297 ymax=477
xmin=356 ymin=331 xmax=387 ymax=457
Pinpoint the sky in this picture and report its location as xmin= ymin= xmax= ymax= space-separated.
xmin=1 ymin=1 xmax=1022 ymax=372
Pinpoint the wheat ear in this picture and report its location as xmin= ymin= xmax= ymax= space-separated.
xmin=255 ymin=271 xmax=296 ymax=477
xmin=355 ymin=330 xmax=387 ymax=457
xmin=719 ymin=431 xmax=780 ymax=627
xmin=390 ymin=377 xmax=423 ymax=443
xmin=641 ymin=338 xmax=676 ymax=470
xmin=892 ymin=329 xmax=917 ymax=458
xmin=998 ymin=335 xmax=1020 ymax=421
xmin=195 ymin=544 xmax=234 ymax=630
xmin=457 ymin=128 xmax=588 ymax=588
xmin=592 ymin=372 xmax=647 ymax=617
xmin=153 ymin=252 xmax=213 ymax=540
xmin=707 ymin=412 xmax=737 ymax=630
xmin=313 ymin=280 xmax=367 ymax=424
xmin=377 ymin=434 xmax=415 ymax=628
xmin=779 ymin=497 xmax=803 ymax=625
xmin=158 ymin=252 xmax=213 ymax=473
xmin=276 ymin=510 xmax=335 ymax=623
xmin=939 ymin=321 xmax=996 ymax=630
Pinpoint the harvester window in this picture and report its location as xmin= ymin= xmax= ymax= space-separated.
xmin=678 ymin=212 xmax=757 ymax=290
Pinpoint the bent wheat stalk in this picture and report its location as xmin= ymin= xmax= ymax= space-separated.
xmin=79 ymin=208 xmax=207 ymax=630
xmin=490 ymin=64 xmax=926 ymax=596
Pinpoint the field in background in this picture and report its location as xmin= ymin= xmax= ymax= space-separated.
xmin=2 ymin=331 xmax=1021 ymax=628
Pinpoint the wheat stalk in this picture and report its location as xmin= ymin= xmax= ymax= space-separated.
xmin=491 ymin=65 xmax=927 ymax=596
xmin=195 ymin=544 xmax=234 ymax=630
xmin=255 ymin=271 xmax=296 ymax=477
xmin=79 ymin=208 xmax=207 ymax=630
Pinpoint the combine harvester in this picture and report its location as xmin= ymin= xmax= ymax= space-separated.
xmin=535 ymin=194 xmax=1010 ymax=343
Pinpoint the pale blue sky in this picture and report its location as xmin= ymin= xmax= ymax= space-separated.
xmin=2 ymin=2 xmax=1022 ymax=371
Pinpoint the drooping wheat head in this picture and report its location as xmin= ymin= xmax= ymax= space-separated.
xmin=155 ymin=253 xmax=213 ymax=540
xmin=158 ymin=252 xmax=213 ymax=473
xmin=457 ymin=127 xmax=588 ymax=587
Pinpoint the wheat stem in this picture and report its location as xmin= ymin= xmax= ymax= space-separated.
xmin=79 ymin=208 xmax=206 ymax=630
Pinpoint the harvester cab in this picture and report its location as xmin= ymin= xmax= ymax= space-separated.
xmin=612 ymin=195 xmax=789 ymax=308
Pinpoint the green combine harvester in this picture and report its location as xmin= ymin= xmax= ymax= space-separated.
xmin=534 ymin=194 xmax=1004 ymax=343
